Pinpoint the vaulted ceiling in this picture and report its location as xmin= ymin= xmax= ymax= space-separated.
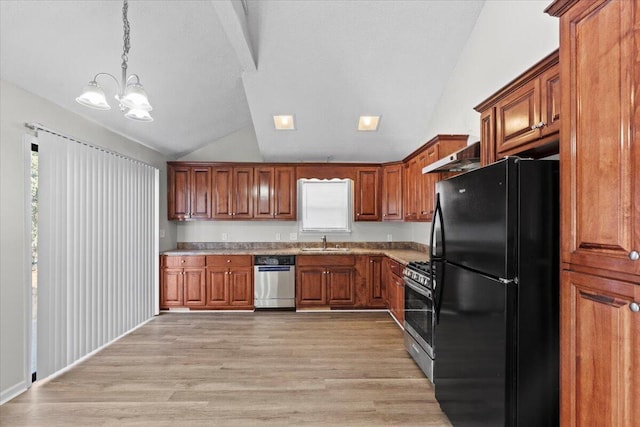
xmin=1 ymin=0 xmax=485 ymax=162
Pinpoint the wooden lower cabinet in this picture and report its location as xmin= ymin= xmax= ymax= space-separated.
xmin=367 ymin=256 xmax=386 ymax=307
xmin=160 ymin=256 xmax=206 ymax=308
xmin=384 ymin=257 xmax=405 ymax=328
xmin=161 ymin=255 xmax=253 ymax=310
xmin=296 ymin=255 xmax=356 ymax=308
xmin=560 ymin=270 xmax=639 ymax=427
xmin=205 ymin=255 xmax=253 ymax=309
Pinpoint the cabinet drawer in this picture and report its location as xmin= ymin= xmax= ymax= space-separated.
xmin=297 ymin=255 xmax=355 ymax=267
xmin=163 ymin=255 xmax=205 ymax=268
xmin=206 ymin=255 xmax=252 ymax=267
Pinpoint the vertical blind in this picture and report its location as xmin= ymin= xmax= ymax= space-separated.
xmin=37 ymin=129 xmax=158 ymax=379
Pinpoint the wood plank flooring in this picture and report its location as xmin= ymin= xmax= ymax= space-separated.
xmin=0 ymin=311 xmax=451 ymax=426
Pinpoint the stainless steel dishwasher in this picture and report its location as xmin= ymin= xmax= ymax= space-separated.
xmin=254 ymin=255 xmax=296 ymax=308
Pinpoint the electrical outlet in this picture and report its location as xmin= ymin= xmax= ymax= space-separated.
xmin=387 ymin=234 xmax=393 ymax=242
xmin=289 ymin=233 xmax=298 ymax=241
xmin=275 ymin=233 xmax=281 ymax=241
xmin=159 ymin=229 xmax=165 ymax=238
xmin=222 ymin=233 xmax=228 ymax=241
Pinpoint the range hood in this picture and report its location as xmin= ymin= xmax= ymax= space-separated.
xmin=422 ymin=141 xmax=481 ymax=174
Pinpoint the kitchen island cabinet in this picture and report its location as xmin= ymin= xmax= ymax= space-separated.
xmin=546 ymin=0 xmax=640 ymax=425
xmin=160 ymin=256 xmax=206 ymax=308
xmin=296 ymin=255 xmax=356 ymax=308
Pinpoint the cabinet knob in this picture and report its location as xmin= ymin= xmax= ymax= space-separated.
xmin=630 ymin=302 xmax=640 ymax=313
xmin=530 ymin=121 xmax=546 ymax=130
xmin=629 ymin=250 xmax=639 ymax=261
xmin=227 ymin=259 xmax=231 ymax=263
xmin=181 ymin=259 xmax=185 ymax=263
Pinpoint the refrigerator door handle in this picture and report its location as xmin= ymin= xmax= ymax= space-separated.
xmin=430 ymin=194 xmax=444 ymax=259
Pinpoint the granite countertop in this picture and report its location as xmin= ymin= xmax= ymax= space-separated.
xmin=162 ymin=244 xmax=429 ymax=265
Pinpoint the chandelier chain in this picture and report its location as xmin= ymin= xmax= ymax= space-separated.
xmin=121 ymin=0 xmax=130 ymax=69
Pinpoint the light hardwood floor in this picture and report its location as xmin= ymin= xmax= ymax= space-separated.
xmin=0 ymin=311 xmax=451 ymax=426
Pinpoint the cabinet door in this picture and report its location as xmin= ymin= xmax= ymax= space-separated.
xmin=327 ymin=267 xmax=355 ymax=306
xmin=560 ymin=0 xmax=639 ymax=277
xmin=367 ymin=256 xmax=385 ymax=307
xmin=418 ymin=144 xmax=439 ymax=221
xmin=254 ymin=167 xmax=274 ymax=219
xmin=212 ymin=167 xmax=233 ymax=219
xmin=229 ymin=267 xmax=253 ymax=307
xmin=190 ymin=167 xmax=211 ymax=219
xmin=161 ymin=268 xmax=183 ymax=307
xmin=168 ymin=165 xmax=190 ymax=220
xmin=381 ymin=164 xmax=403 ymax=221
xmin=480 ymin=108 xmax=495 ymax=166
xmin=297 ymin=267 xmax=327 ymax=306
xmin=273 ymin=166 xmax=296 ymax=220
xmin=233 ymin=167 xmax=254 ymax=219
xmin=183 ymin=268 xmax=206 ymax=306
xmin=539 ymin=66 xmax=560 ymax=138
xmin=561 ymin=270 xmax=639 ymax=427
xmin=355 ymin=167 xmax=380 ymax=221
xmin=495 ymin=79 xmax=540 ymax=155
xmin=205 ymin=267 xmax=230 ymax=306
xmin=404 ymin=159 xmax=418 ymax=221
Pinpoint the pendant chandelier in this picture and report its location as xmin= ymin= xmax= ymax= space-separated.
xmin=76 ymin=0 xmax=153 ymax=122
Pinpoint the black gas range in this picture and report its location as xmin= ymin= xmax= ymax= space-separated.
xmin=403 ymin=260 xmax=436 ymax=383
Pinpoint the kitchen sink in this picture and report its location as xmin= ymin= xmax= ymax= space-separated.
xmin=300 ymin=247 xmax=351 ymax=252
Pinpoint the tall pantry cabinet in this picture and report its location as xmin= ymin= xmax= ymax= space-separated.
xmin=546 ymin=1 xmax=639 ymax=426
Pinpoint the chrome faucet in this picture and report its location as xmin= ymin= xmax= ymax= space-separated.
xmin=322 ymin=235 xmax=327 ymax=250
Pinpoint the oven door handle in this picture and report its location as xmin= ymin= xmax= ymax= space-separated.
xmin=405 ymin=279 xmax=432 ymax=300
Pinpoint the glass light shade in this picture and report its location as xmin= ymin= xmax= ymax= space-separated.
xmin=76 ymin=81 xmax=111 ymax=110
xmin=124 ymin=108 xmax=154 ymax=122
xmin=120 ymin=83 xmax=152 ymax=111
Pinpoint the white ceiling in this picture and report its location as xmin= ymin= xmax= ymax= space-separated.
xmin=1 ymin=0 xmax=485 ymax=161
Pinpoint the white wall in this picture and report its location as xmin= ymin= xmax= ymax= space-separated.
xmin=0 ymin=79 xmax=174 ymax=403
xmin=178 ymin=124 xmax=263 ymax=162
xmin=423 ymin=0 xmax=559 ymax=140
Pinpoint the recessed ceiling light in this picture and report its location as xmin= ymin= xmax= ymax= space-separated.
xmin=358 ymin=115 xmax=380 ymax=131
xmin=273 ymin=115 xmax=295 ymax=130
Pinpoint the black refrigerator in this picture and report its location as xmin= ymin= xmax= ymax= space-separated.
xmin=431 ymin=157 xmax=559 ymax=427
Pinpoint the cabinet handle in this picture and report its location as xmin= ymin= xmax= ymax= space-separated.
xmin=357 ymin=213 xmax=361 ymax=216
xmin=530 ymin=121 xmax=546 ymax=130
xmin=630 ymin=302 xmax=640 ymax=313
xmin=629 ymin=250 xmax=639 ymax=261
xmin=181 ymin=259 xmax=185 ymax=263
xmin=579 ymin=290 xmax=627 ymax=308
xmin=227 ymin=259 xmax=231 ymax=263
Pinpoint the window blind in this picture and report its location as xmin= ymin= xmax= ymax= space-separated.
xmin=37 ymin=129 xmax=158 ymax=379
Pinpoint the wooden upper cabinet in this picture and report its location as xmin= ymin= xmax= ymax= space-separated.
xmin=168 ymin=164 xmax=211 ymax=220
xmin=403 ymin=158 xmax=418 ymax=221
xmin=354 ymin=167 xmax=381 ymax=221
xmin=418 ymin=144 xmax=439 ymax=221
xmin=495 ymin=79 xmax=541 ymax=154
xmin=381 ymin=163 xmax=403 ymax=221
xmin=232 ymin=167 xmax=253 ymax=219
xmin=549 ymin=0 xmax=639 ymax=278
xmin=254 ymin=166 xmax=296 ymax=220
xmin=190 ymin=167 xmax=212 ymax=219
xmin=475 ymin=50 xmax=560 ymax=165
xmin=403 ymin=135 xmax=467 ymax=222
xmin=211 ymin=166 xmax=254 ymax=220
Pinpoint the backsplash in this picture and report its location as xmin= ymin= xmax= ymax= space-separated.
xmin=177 ymin=240 xmax=429 ymax=252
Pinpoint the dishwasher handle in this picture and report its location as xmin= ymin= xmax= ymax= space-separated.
xmin=257 ymin=266 xmax=293 ymax=272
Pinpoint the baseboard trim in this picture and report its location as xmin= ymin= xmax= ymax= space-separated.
xmin=0 ymin=380 xmax=30 ymax=406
